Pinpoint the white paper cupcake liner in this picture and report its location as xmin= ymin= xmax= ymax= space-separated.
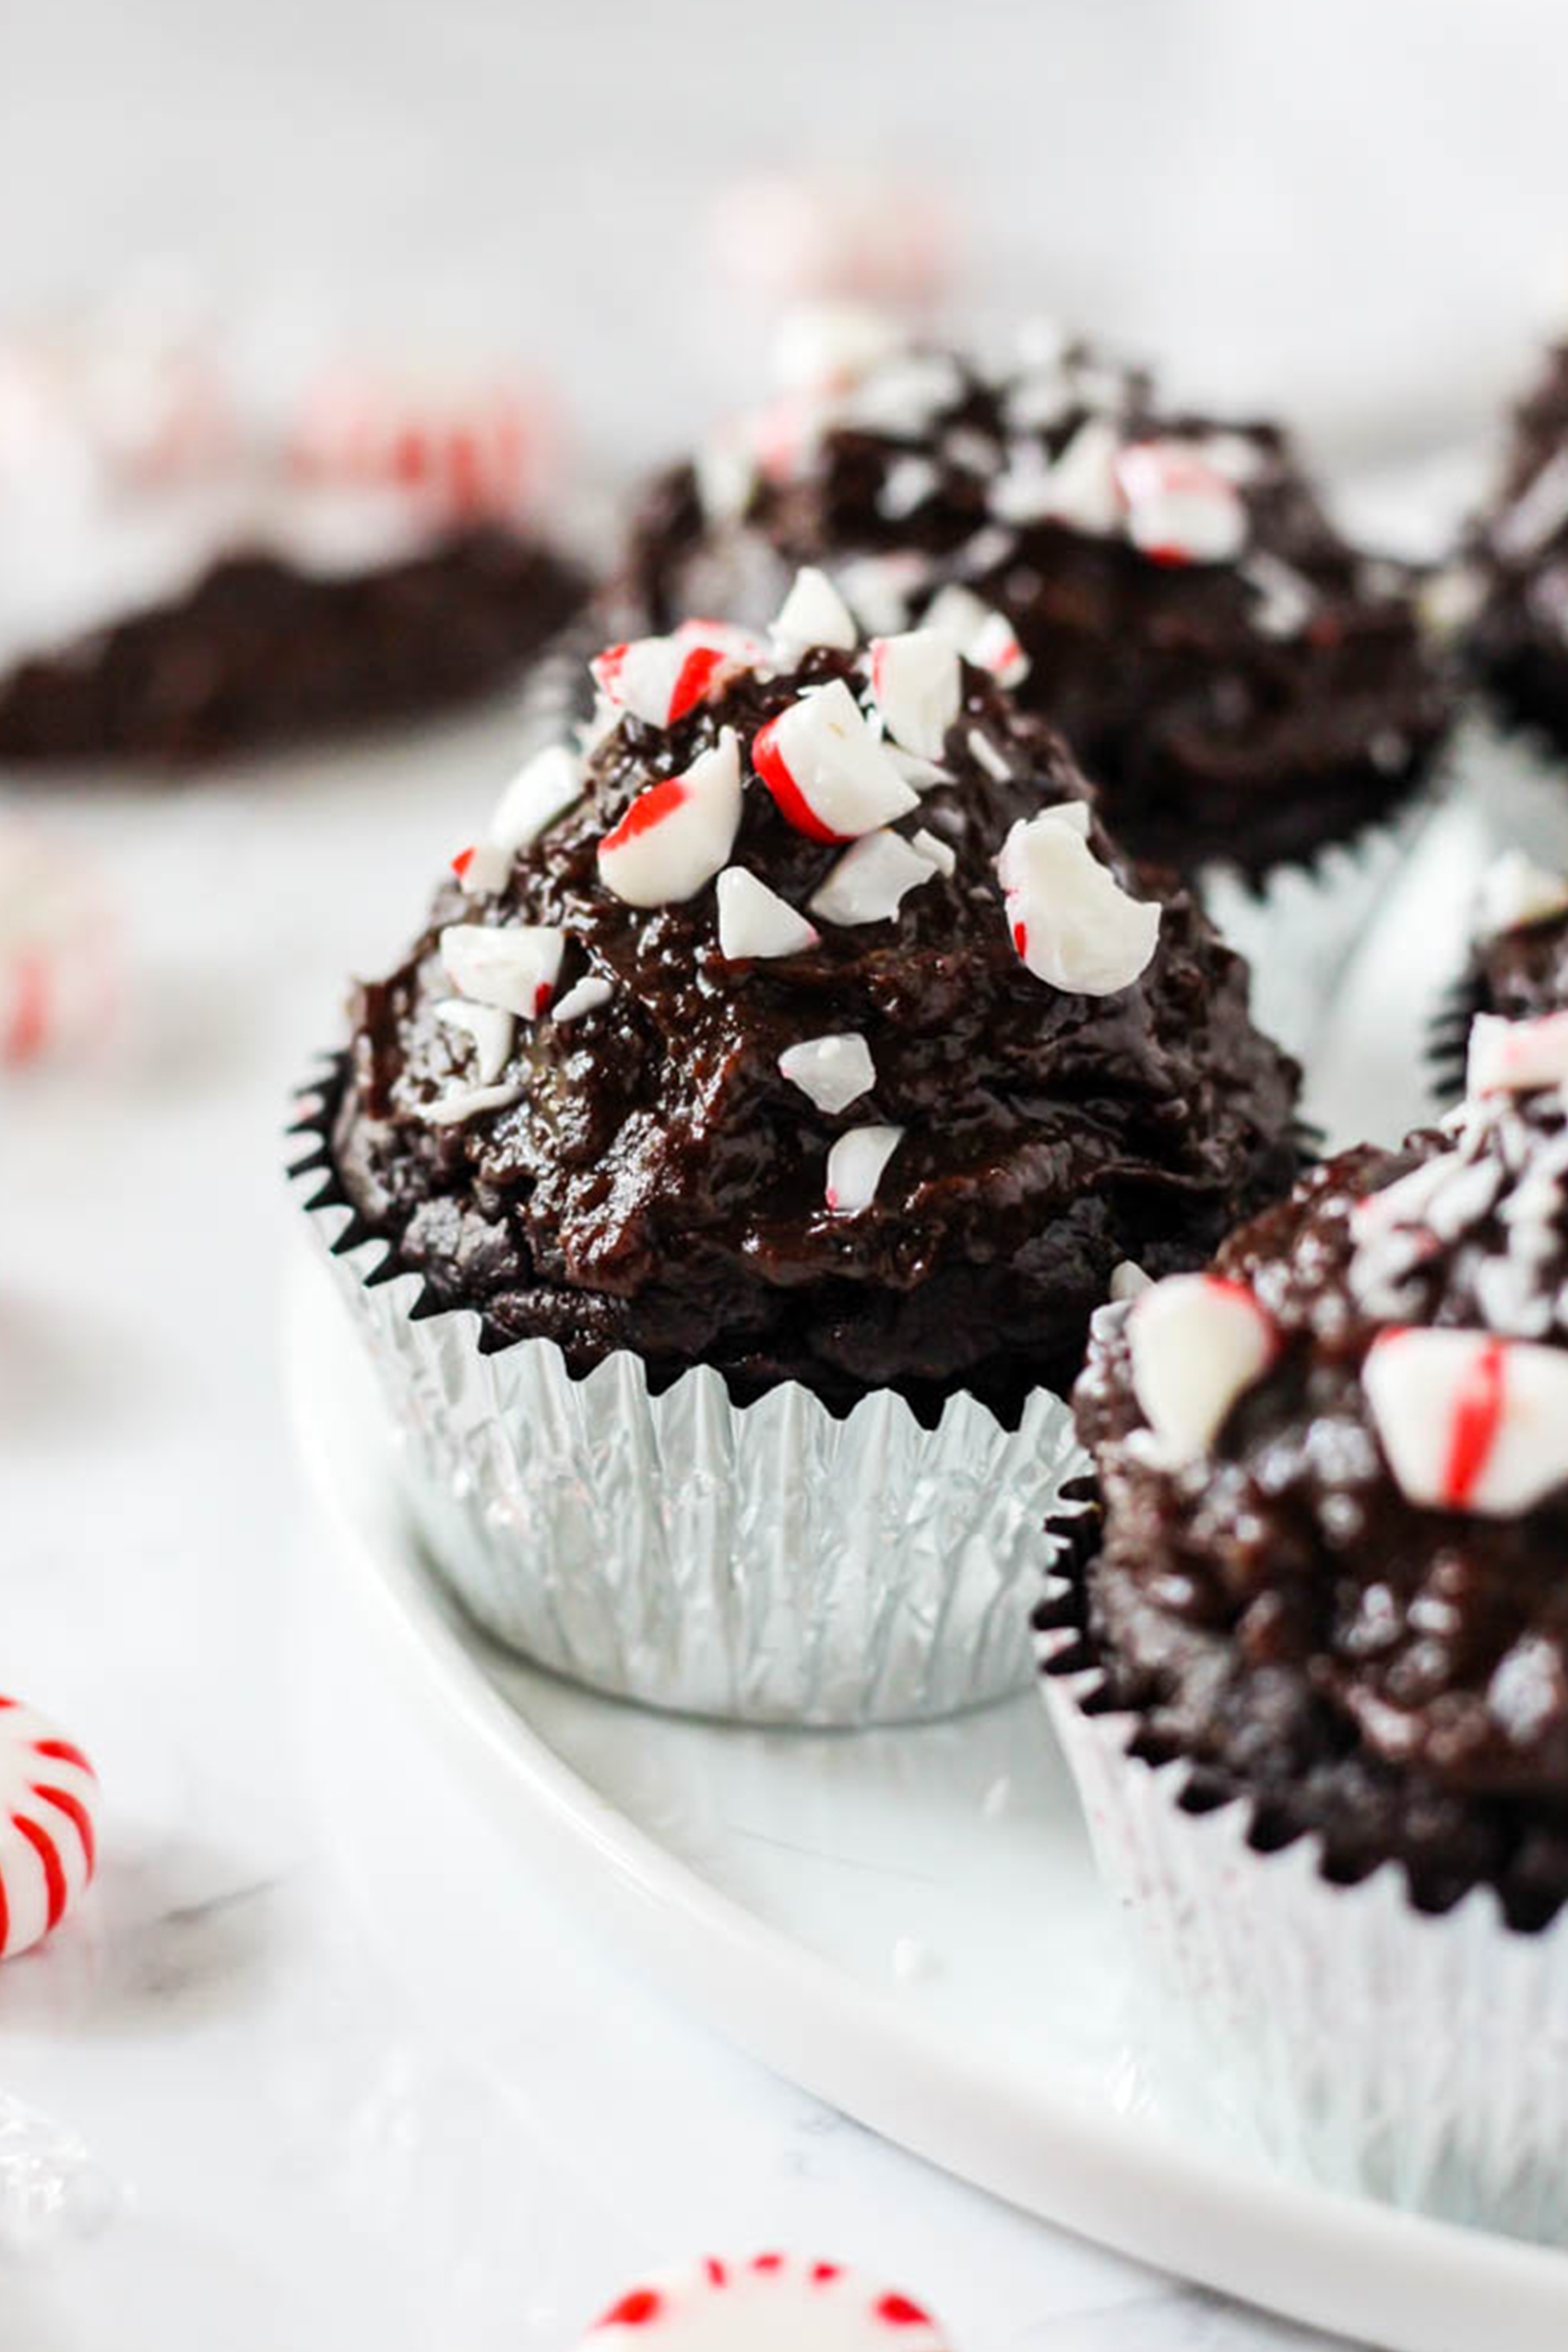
xmin=293 ymin=1097 xmax=1085 ymax=1725
xmin=1038 ymin=1592 xmax=1568 ymax=2240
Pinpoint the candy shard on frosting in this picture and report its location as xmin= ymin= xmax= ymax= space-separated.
xmin=1128 ymin=1273 xmax=1277 ymax=1467
xmin=434 ymin=996 xmax=514 ymax=1083
xmin=753 ymin=679 xmax=918 ymax=843
xmin=552 ymin=974 xmax=613 ymax=1025
xmin=422 ymin=1078 xmax=524 ymax=1126
xmin=770 ymin=566 xmax=858 ymax=661
xmin=441 ymin=921 xmax=565 ymax=1018
xmin=593 ymin=623 xmax=764 ymax=731
xmin=491 ymin=742 xmax=583 ymax=854
xmin=809 ymin=827 xmax=941 ymax=927
xmin=867 ymin=629 xmax=961 ymax=761
xmin=1364 ymin=1327 xmax=1568 ymax=1515
xmin=1115 ymin=439 xmax=1248 ymax=564
xmin=1467 ymin=1010 xmax=1568 ymax=1098
xmin=997 ymin=809 xmax=1158 ymax=995
xmin=715 ymin=866 xmax=819 ymax=960
xmin=778 ymin=1032 xmax=875 ymax=1115
xmin=826 ymin=1124 xmax=904 ymax=1216
xmin=597 ymin=730 xmax=743 ymax=907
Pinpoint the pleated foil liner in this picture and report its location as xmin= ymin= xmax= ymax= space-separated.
xmin=1197 ymin=783 xmax=1440 ymax=1063
xmin=1449 ymin=707 xmax=1568 ymax=872
xmin=1037 ymin=1601 xmax=1568 ymax=2242
xmin=295 ymin=1110 xmax=1085 ymax=1728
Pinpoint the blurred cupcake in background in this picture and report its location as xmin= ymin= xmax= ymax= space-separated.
xmin=618 ymin=307 xmax=1455 ymax=1053
xmin=296 ymin=569 xmax=1301 ymax=1725
xmin=1429 ymin=848 xmax=1568 ymax=1100
xmin=1041 ymin=1009 xmax=1568 ymax=2234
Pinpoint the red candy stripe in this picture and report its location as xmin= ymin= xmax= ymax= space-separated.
xmin=753 ymin=719 xmax=843 ymax=844
xmin=599 ymin=777 xmax=690 ymax=856
xmin=13 ymin=1812 xmax=66 ymax=1930
xmin=33 ymin=1784 xmax=96 ymax=1878
xmin=1443 ymin=1338 xmax=1508 ymax=1508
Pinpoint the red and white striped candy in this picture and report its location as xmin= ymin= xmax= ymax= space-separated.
xmin=1364 ymin=1328 xmax=1568 ymax=1515
xmin=290 ymin=365 xmax=537 ymax=520
xmin=1115 ymin=439 xmax=1248 ymax=566
xmin=0 ymin=1697 xmax=99 ymax=1960
xmin=583 ymin=2252 xmax=949 ymax=2352
xmin=921 ymin=586 xmax=1029 ymax=689
xmin=754 ymin=681 xmax=919 ymax=844
xmin=440 ymin=921 xmax=565 ymax=1018
xmin=597 ymin=731 xmax=743 ymax=908
xmin=0 ymin=823 xmax=117 ymax=1071
xmin=997 ymin=808 xmax=1159 ymax=996
xmin=1128 ymin=1275 xmax=1277 ymax=1467
xmin=1467 ymin=1012 xmax=1568 ymax=1099
xmin=867 ymin=630 xmax=961 ymax=762
xmin=592 ymin=624 xmax=766 ymax=731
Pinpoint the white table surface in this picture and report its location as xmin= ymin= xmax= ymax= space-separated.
xmin=0 ymin=687 xmax=1370 ymax=2352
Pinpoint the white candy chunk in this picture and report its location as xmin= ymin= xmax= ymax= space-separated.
xmin=1467 ymin=1011 xmax=1568 ymax=1098
xmin=835 ymin=551 xmax=932 ymax=636
xmin=826 ymin=1123 xmax=905 ymax=1215
xmin=922 ymin=584 xmax=1028 ymax=686
xmin=591 ymin=624 xmax=763 ymax=731
xmin=885 ymin=748 xmax=952 ymax=790
xmin=716 ymin=866 xmax=820 ymax=959
xmin=451 ymin=840 xmax=511 ymax=897
xmin=695 ymin=429 xmax=758 ymax=522
xmin=551 ymin=974 xmax=612 ymax=1024
xmin=770 ymin=566 xmax=858 ymax=662
xmin=441 ymin=922 xmax=566 ymax=1018
xmin=842 ymin=350 xmax=965 ymax=436
xmin=923 ymin=583 xmax=995 ymax=652
xmin=434 ymin=996 xmax=515 ymax=1083
xmin=810 ymin=827 xmax=941 ymax=925
xmin=1477 ymin=849 xmax=1568 ymax=940
xmin=422 ymin=1080 xmax=524 ymax=1127
xmin=778 ymin=1031 xmax=876 ymax=1114
xmin=1110 ymin=1259 xmax=1153 ymax=1302
xmin=597 ymin=730 xmax=743 ymax=907
xmin=773 ymin=301 xmax=902 ymax=394
xmin=1040 ymin=417 xmax=1124 ymax=534
xmin=868 ymin=629 xmax=961 ymax=760
xmin=910 ymin=825 xmax=956 ymax=876
xmin=878 ymin=453 xmax=941 ymax=519
xmin=754 ymin=679 xmax=919 ymax=841
xmin=581 ymin=2251 xmax=951 ymax=2351
xmin=490 ymin=742 xmax=583 ymax=855
xmin=987 ymin=441 xmax=1059 ymax=526
xmin=1116 ymin=439 xmax=1248 ymax=564
xmin=1364 ymin=1328 xmax=1568 ymax=1515
xmin=997 ymin=811 xmax=1159 ymax=994
xmin=1128 ymin=1275 xmax=1277 ymax=1467
xmin=968 ymin=727 xmax=1013 ymax=782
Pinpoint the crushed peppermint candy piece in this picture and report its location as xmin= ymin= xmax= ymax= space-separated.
xmin=778 ymin=1033 xmax=876 ymax=1115
xmin=1241 ymin=551 xmax=1316 ymax=640
xmin=770 ymin=567 xmax=858 ymax=663
xmin=810 ymin=828 xmax=942 ymax=926
xmin=592 ymin=623 xmax=764 ymax=731
xmin=997 ymin=808 xmax=1158 ymax=995
xmin=716 ymin=867 xmax=820 ymax=960
xmin=422 ymin=1079 xmax=524 ymax=1127
xmin=910 ymin=826 xmax=956 ymax=876
xmin=1038 ymin=417 xmax=1124 ymax=536
xmin=1477 ymin=849 xmax=1568 ymax=940
xmin=921 ymin=586 xmax=1028 ymax=685
xmin=1128 ymin=1275 xmax=1277 ymax=1467
xmin=967 ymin=727 xmax=1013 ymax=783
xmin=826 ymin=1124 xmax=905 ymax=1216
xmin=435 ymin=997 xmax=514 ymax=1084
xmin=1364 ymin=1328 xmax=1568 ymax=1515
xmin=754 ymin=681 xmax=918 ymax=843
xmin=581 ymin=2251 xmax=950 ymax=2350
xmin=491 ymin=742 xmax=583 ymax=855
xmin=552 ymin=974 xmax=613 ymax=1025
xmin=878 ymin=454 xmax=941 ymax=520
xmin=773 ymin=302 xmax=904 ymax=396
xmin=441 ymin=922 xmax=565 ymax=1018
xmin=834 ymin=552 xmax=932 ymax=637
xmin=0 ymin=1696 xmax=100 ymax=1961
xmin=598 ymin=731 xmax=743 ymax=907
xmin=291 ymin=364 xmax=535 ymax=520
xmin=1467 ymin=1012 xmax=1568 ymax=1098
xmin=867 ymin=629 xmax=961 ymax=761
xmin=840 ymin=350 xmax=965 ymax=438
xmin=450 ymin=840 xmax=510 ymax=897
xmin=1115 ymin=440 xmax=1248 ymax=565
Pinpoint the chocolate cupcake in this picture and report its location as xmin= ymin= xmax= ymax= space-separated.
xmin=1430 ymin=849 xmax=1568 ymax=1099
xmin=1040 ymin=1013 xmax=1568 ymax=2229
xmin=296 ymin=569 xmax=1301 ymax=1723
xmin=621 ymin=309 xmax=1453 ymax=1047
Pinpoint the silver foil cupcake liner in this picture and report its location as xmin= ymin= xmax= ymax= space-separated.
xmin=1037 ymin=1592 xmax=1568 ymax=2240
xmin=293 ymin=1084 xmax=1085 ymax=1727
xmin=1450 ymin=707 xmax=1568 ymax=872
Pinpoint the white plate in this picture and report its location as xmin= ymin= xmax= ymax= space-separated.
xmin=286 ymin=1245 xmax=1568 ymax=2352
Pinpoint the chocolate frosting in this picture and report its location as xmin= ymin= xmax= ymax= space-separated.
xmin=623 ymin=338 xmax=1449 ymax=876
xmin=1073 ymin=1087 xmax=1568 ymax=1924
xmin=328 ymin=633 xmax=1300 ymax=1425
xmin=1467 ymin=340 xmax=1568 ymax=752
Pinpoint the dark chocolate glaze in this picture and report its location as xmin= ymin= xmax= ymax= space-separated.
xmin=1468 ymin=340 xmax=1568 ymax=754
xmin=622 ymin=342 xmax=1450 ymax=877
xmin=328 ymin=642 xmax=1301 ymax=1425
xmin=0 ymin=527 xmax=588 ymax=764
xmin=1070 ymin=1098 xmax=1568 ymax=1927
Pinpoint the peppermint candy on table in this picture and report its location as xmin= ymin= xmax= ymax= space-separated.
xmin=771 ymin=567 xmax=859 ymax=664
xmin=1127 ymin=1274 xmax=1278 ymax=1467
xmin=778 ymin=1033 xmax=875 ymax=1115
xmin=582 ymin=2251 xmax=949 ymax=2350
xmin=920 ymin=586 xmax=1029 ymax=689
xmin=867 ymin=630 xmax=961 ymax=762
xmin=593 ymin=624 xmax=766 ymax=732
xmin=1114 ymin=439 xmax=1248 ymax=565
xmin=451 ymin=742 xmax=584 ymax=898
xmin=716 ymin=867 xmax=820 ymax=961
xmin=1467 ymin=1012 xmax=1568 ymax=1098
xmin=826 ymin=1124 xmax=905 ymax=1216
xmin=441 ymin=921 xmax=565 ymax=1018
xmin=598 ymin=731 xmax=743 ymax=907
xmin=810 ymin=828 xmax=943 ymax=927
xmin=290 ymin=364 xmax=538 ymax=520
xmin=1364 ymin=1327 xmax=1568 ymax=1515
xmin=997 ymin=807 xmax=1159 ymax=996
xmin=0 ymin=822 xmax=117 ymax=1071
xmin=0 ymin=1696 xmax=99 ymax=1960
xmin=754 ymin=681 xmax=919 ymax=844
